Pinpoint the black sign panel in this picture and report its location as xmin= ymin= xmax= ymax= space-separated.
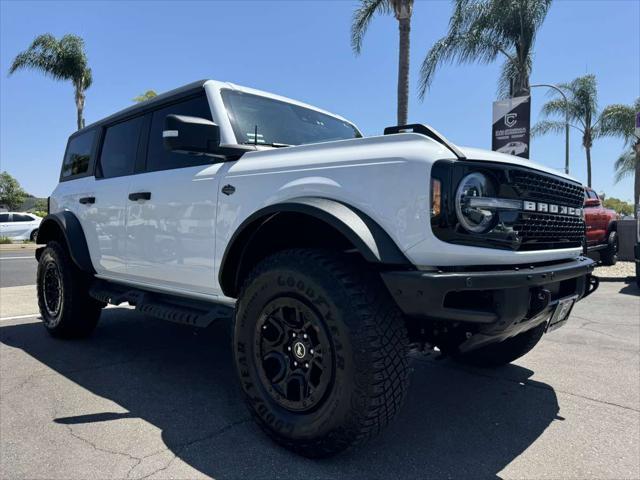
xmin=492 ymin=95 xmax=531 ymax=159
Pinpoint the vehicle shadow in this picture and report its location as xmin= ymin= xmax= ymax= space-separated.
xmin=0 ymin=309 xmax=561 ymax=479
xmin=618 ymin=279 xmax=639 ymax=297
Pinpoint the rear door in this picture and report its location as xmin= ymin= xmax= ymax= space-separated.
xmin=9 ymin=214 xmax=36 ymax=239
xmin=84 ymin=115 xmax=145 ymax=277
xmin=125 ymin=93 xmax=225 ymax=296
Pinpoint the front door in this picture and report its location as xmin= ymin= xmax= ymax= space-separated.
xmin=125 ymin=94 xmax=223 ymax=297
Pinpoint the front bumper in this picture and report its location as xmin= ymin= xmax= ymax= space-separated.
xmin=381 ymin=256 xmax=598 ymax=352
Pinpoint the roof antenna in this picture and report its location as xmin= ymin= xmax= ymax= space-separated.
xmin=254 ymin=125 xmax=258 ymax=146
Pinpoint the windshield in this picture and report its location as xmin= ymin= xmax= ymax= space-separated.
xmin=221 ymin=89 xmax=361 ymax=147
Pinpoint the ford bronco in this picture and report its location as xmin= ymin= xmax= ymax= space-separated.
xmin=36 ymin=79 xmax=598 ymax=457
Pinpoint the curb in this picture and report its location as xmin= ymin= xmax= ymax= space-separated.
xmin=0 ymin=243 xmax=38 ymax=252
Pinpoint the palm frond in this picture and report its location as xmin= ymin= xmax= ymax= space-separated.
xmin=351 ymin=0 xmax=388 ymax=54
xmin=613 ymin=149 xmax=637 ymax=183
xmin=531 ymin=120 xmax=565 ymax=137
xmin=419 ymin=0 xmax=551 ymax=98
xmin=599 ymin=100 xmax=639 ymax=145
xmin=419 ymin=30 xmax=509 ymax=98
xmin=9 ymin=33 xmax=91 ymax=90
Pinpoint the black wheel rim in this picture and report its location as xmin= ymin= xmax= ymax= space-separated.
xmin=254 ymin=296 xmax=335 ymax=412
xmin=42 ymin=262 xmax=62 ymax=321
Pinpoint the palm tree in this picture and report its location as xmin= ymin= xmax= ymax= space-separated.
xmin=419 ymin=0 xmax=552 ymax=99
xmin=9 ymin=34 xmax=92 ymax=130
xmin=133 ymin=90 xmax=158 ymax=103
xmin=351 ymin=0 xmax=414 ymax=125
xmin=600 ymin=98 xmax=640 ymax=209
xmin=533 ymin=75 xmax=612 ymax=188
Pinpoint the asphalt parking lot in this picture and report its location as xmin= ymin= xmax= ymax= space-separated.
xmin=1 ymin=250 xmax=638 ymax=479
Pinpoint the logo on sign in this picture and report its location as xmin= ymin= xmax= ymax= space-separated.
xmin=504 ymin=113 xmax=518 ymax=127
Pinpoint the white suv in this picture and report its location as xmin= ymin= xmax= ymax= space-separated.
xmin=36 ymin=79 xmax=598 ymax=457
xmin=0 ymin=212 xmax=41 ymax=241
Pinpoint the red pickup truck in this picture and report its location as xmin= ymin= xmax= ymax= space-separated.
xmin=584 ymin=188 xmax=619 ymax=265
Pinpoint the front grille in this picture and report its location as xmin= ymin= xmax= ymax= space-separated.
xmin=431 ymin=159 xmax=587 ymax=252
xmin=514 ymin=212 xmax=584 ymax=251
xmin=510 ymin=170 xmax=584 ymax=208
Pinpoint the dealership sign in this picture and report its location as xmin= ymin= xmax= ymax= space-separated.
xmin=492 ymin=96 xmax=531 ymax=159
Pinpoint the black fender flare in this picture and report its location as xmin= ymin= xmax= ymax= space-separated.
xmin=36 ymin=211 xmax=95 ymax=273
xmin=218 ymin=197 xmax=411 ymax=297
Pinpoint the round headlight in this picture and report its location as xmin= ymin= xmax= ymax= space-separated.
xmin=455 ymin=172 xmax=496 ymax=233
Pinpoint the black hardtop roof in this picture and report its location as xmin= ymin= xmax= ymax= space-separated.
xmin=70 ymin=79 xmax=209 ymax=138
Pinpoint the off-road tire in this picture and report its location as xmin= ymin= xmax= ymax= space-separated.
xmin=233 ymin=249 xmax=409 ymax=457
xmin=37 ymin=241 xmax=103 ymax=338
xmin=600 ymin=231 xmax=618 ymax=266
xmin=454 ymin=322 xmax=546 ymax=368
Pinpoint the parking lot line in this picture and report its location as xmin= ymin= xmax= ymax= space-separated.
xmin=0 ymin=313 xmax=39 ymax=321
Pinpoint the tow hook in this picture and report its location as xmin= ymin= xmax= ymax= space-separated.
xmin=529 ymin=288 xmax=551 ymax=318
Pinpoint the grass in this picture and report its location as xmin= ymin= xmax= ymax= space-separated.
xmin=0 ymin=237 xmax=13 ymax=244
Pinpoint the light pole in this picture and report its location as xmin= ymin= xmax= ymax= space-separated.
xmin=530 ymin=83 xmax=570 ymax=175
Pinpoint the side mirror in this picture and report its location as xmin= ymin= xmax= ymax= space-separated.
xmin=163 ymin=114 xmax=220 ymax=154
xmin=584 ymin=198 xmax=600 ymax=207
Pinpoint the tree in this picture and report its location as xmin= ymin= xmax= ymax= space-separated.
xmin=600 ymin=98 xmax=640 ymax=211
xmin=133 ymin=90 xmax=158 ymax=103
xmin=602 ymin=196 xmax=634 ymax=217
xmin=351 ymin=0 xmax=414 ymax=125
xmin=532 ymin=75 xmax=616 ymax=188
xmin=9 ymin=34 xmax=92 ymax=130
xmin=0 ymin=172 xmax=27 ymax=211
xmin=419 ymin=0 xmax=552 ymax=99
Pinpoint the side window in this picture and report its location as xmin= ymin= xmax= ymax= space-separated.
xmin=13 ymin=214 xmax=33 ymax=222
xmin=146 ymin=94 xmax=213 ymax=172
xmin=99 ymin=116 xmax=144 ymax=179
xmin=0 ymin=214 xmax=10 ymax=222
xmin=61 ymin=130 xmax=96 ymax=179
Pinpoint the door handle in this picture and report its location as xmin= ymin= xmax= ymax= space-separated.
xmin=128 ymin=192 xmax=151 ymax=201
xmin=79 ymin=196 xmax=95 ymax=205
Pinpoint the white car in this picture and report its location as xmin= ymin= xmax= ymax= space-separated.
xmin=0 ymin=212 xmax=42 ymax=241
xmin=497 ymin=141 xmax=528 ymax=155
xmin=36 ymin=79 xmax=598 ymax=457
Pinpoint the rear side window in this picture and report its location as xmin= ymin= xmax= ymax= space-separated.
xmin=0 ymin=214 xmax=9 ymax=222
xmin=61 ymin=130 xmax=96 ymax=179
xmin=99 ymin=116 xmax=144 ymax=178
xmin=13 ymin=214 xmax=33 ymax=222
xmin=146 ymin=94 xmax=212 ymax=172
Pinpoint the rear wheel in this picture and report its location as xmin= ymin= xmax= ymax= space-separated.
xmin=600 ymin=231 xmax=618 ymax=266
xmin=37 ymin=241 xmax=103 ymax=338
xmin=30 ymin=229 xmax=38 ymax=242
xmin=453 ymin=323 xmax=546 ymax=368
xmin=234 ymin=249 xmax=409 ymax=457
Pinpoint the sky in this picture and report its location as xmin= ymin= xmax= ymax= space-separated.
xmin=1 ymin=0 xmax=638 ymax=201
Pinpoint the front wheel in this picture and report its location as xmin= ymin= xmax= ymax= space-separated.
xmin=37 ymin=241 xmax=103 ymax=338
xmin=234 ymin=249 xmax=409 ymax=457
xmin=453 ymin=323 xmax=546 ymax=368
xmin=600 ymin=231 xmax=618 ymax=266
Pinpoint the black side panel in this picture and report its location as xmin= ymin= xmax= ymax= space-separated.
xmin=36 ymin=212 xmax=95 ymax=273
xmin=218 ymin=197 xmax=410 ymax=297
